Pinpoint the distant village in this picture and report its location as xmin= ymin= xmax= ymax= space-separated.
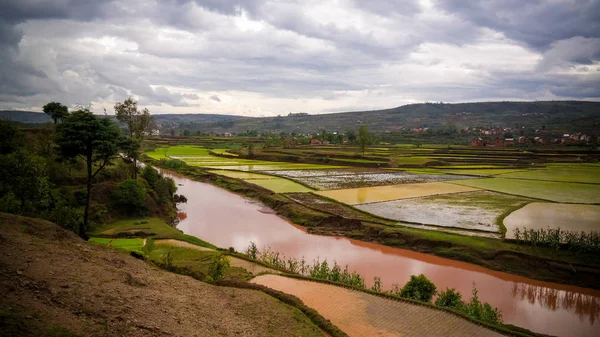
xmin=466 ymin=127 xmax=598 ymax=147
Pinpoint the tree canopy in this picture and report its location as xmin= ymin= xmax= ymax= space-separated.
xmin=42 ymin=102 xmax=69 ymax=124
xmin=358 ymin=124 xmax=371 ymax=155
xmin=114 ymin=98 xmax=155 ymax=139
xmin=55 ymin=108 xmax=123 ymax=237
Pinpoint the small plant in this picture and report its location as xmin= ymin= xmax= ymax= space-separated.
xmin=207 ymin=253 xmax=230 ymax=283
xmin=435 ymin=287 xmax=463 ymax=309
xmin=400 ymin=274 xmax=437 ymax=303
xmin=163 ymin=249 xmax=174 ymax=269
xmin=371 ymin=276 xmax=382 ymax=293
xmin=228 ymin=247 xmax=235 ymax=253
xmin=246 ymin=241 xmax=258 ymax=260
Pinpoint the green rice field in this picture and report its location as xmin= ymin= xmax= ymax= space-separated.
xmin=451 ymin=178 xmax=600 ymax=204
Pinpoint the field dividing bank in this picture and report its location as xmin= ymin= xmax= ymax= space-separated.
xmin=451 ymin=178 xmax=600 ymax=204
xmin=315 ymin=182 xmax=479 ymax=205
xmin=251 ymin=275 xmax=504 ymax=337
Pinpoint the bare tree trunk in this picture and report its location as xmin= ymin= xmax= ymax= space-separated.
xmin=81 ymin=155 xmax=92 ymax=240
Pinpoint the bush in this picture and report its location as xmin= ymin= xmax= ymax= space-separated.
xmin=400 ymin=274 xmax=437 ymax=303
xmin=435 ymin=287 xmax=463 ymax=309
xmin=112 ymin=179 xmax=147 ymax=214
xmin=464 ymin=286 xmax=502 ymax=324
xmin=141 ymin=165 xmax=161 ymax=189
xmin=207 ymin=254 xmax=230 ymax=282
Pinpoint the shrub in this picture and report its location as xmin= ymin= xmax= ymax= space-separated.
xmin=400 ymin=274 xmax=437 ymax=303
xmin=112 ymin=179 xmax=147 ymax=214
xmin=246 ymin=241 xmax=258 ymax=260
xmin=207 ymin=254 xmax=230 ymax=282
xmin=141 ymin=165 xmax=161 ymax=189
xmin=435 ymin=287 xmax=463 ymax=309
xmin=464 ymin=286 xmax=502 ymax=324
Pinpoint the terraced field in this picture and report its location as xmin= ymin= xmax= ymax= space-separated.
xmin=252 ymin=275 xmax=503 ymax=337
xmin=315 ymin=182 xmax=479 ymax=205
xmin=270 ymin=169 xmax=473 ymax=190
xmin=504 ymin=203 xmax=600 ymax=238
xmin=451 ymin=178 xmax=600 ymax=204
xmin=357 ymin=191 xmax=532 ymax=232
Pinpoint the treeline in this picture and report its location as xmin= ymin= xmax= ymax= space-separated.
xmin=0 ymin=99 xmax=183 ymax=239
xmin=245 ymin=243 xmax=502 ymax=325
xmin=513 ymin=227 xmax=600 ymax=253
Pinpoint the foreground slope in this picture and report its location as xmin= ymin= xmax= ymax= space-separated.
xmin=0 ymin=213 xmax=324 ymax=337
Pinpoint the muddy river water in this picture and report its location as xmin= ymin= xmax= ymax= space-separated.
xmin=164 ymin=170 xmax=600 ymax=337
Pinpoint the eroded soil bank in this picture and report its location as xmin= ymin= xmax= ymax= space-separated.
xmin=163 ymin=167 xmax=600 ymax=337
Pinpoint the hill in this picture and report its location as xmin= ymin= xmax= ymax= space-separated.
xmin=174 ymin=101 xmax=600 ymax=135
xmin=4 ymin=101 xmax=600 ymax=134
xmin=0 ymin=213 xmax=325 ymax=337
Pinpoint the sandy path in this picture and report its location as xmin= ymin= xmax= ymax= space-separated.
xmin=252 ymin=275 xmax=505 ymax=337
xmin=154 ymin=239 xmax=279 ymax=275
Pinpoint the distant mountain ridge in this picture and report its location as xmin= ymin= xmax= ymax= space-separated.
xmin=3 ymin=101 xmax=600 ymax=133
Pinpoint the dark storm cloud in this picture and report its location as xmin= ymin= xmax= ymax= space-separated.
xmin=434 ymin=0 xmax=600 ymax=51
xmin=0 ymin=0 xmax=598 ymax=114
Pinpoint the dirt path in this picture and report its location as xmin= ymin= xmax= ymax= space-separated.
xmin=252 ymin=275 xmax=505 ymax=337
xmin=154 ymin=239 xmax=279 ymax=275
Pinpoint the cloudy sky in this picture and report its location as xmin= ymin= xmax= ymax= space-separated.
xmin=1 ymin=0 xmax=599 ymax=116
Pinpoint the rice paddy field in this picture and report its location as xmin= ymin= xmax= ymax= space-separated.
xmin=356 ymin=191 xmax=532 ymax=233
xmin=504 ymin=203 xmax=600 ymax=239
xmin=315 ymin=182 xmax=479 ymax=205
xmin=450 ymin=178 xmax=600 ymax=204
xmin=147 ymin=143 xmax=600 ymax=238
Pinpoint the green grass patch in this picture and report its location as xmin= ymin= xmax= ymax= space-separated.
xmin=451 ymin=178 xmax=600 ymax=203
xmin=90 ymin=217 xmax=217 ymax=249
xmin=88 ymin=237 xmax=112 ymax=245
xmin=109 ymin=238 xmax=144 ymax=252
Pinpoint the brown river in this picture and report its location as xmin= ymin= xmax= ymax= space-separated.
xmin=164 ymin=170 xmax=600 ymax=337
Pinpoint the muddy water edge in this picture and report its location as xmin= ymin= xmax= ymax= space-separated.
xmin=162 ymin=168 xmax=600 ymax=337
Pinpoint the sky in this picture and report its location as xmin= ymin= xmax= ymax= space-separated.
xmin=0 ymin=0 xmax=599 ymax=116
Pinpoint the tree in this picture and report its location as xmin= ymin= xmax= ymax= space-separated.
xmin=114 ymin=98 xmax=156 ymax=178
xmin=0 ymin=151 xmax=51 ymax=215
xmin=0 ymin=120 xmax=24 ymax=154
xmin=400 ymin=274 xmax=437 ymax=303
xmin=346 ymin=130 xmax=357 ymax=144
xmin=55 ymin=109 xmax=122 ymax=238
xmin=112 ymin=179 xmax=147 ymax=215
xmin=358 ymin=124 xmax=371 ymax=155
xmin=183 ymin=129 xmax=191 ymax=137
xmin=120 ymin=138 xmax=141 ymax=179
xmin=43 ymin=102 xmax=69 ymax=124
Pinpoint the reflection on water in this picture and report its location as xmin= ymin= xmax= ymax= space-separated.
xmin=512 ymin=283 xmax=600 ymax=325
xmin=163 ymin=168 xmax=600 ymax=337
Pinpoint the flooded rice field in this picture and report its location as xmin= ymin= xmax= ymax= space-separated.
xmin=315 ymin=182 xmax=478 ymax=205
xmin=357 ymin=191 xmax=531 ymax=233
xmin=269 ymin=169 xmax=473 ymax=190
xmin=164 ymin=169 xmax=600 ymax=337
xmin=504 ymin=203 xmax=600 ymax=239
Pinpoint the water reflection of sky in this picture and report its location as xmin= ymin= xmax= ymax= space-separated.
xmin=165 ymin=170 xmax=600 ymax=337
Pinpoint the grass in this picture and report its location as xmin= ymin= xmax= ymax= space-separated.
xmin=90 ymin=217 xmax=216 ymax=249
xmin=88 ymin=237 xmax=112 ymax=245
xmin=451 ymin=178 xmax=600 ymax=203
xmin=147 ymin=244 xmax=253 ymax=281
xmin=110 ymin=238 xmax=144 ymax=252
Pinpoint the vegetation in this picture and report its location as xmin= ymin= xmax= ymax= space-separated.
xmin=513 ymin=227 xmax=600 ymax=252
xmin=42 ymin=102 xmax=69 ymax=125
xmin=399 ymin=274 xmax=437 ymax=302
xmin=55 ymin=108 xmax=123 ymax=237
xmin=358 ymin=124 xmax=371 ymax=155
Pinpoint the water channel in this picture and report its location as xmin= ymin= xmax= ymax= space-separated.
xmin=164 ymin=169 xmax=600 ymax=337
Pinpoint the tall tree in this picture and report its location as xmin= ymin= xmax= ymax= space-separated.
xmin=42 ymin=102 xmax=69 ymax=124
xmin=114 ymin=98 xmax=155 ymax=138
xmin=358 ymin=124 xmax=371 ymax=155
xmin=114 ymin=98 xmax=155 ymax=178
xmin=55 ymin=109 xmax=122 ymax=238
